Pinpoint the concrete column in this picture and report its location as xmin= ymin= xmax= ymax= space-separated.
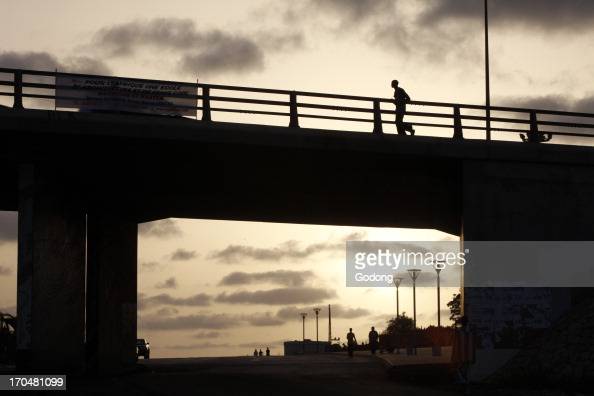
xmin=461 ymin=159 xmax=594 ymax=379
xmin=16 ymin=164 xmax=86 ymax=373
xmin=86 ymin=212 xmax=137 ymax=373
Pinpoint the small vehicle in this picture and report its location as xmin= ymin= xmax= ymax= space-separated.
xmin=136 ymin=338 xmax=150 ymax=359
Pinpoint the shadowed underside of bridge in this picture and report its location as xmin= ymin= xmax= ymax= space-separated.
xmin=3 ymin=108 xmax=594 ymax=376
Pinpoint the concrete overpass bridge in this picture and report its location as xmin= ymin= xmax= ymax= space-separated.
xmin=1 ymin=68 xmax=594 ymax=375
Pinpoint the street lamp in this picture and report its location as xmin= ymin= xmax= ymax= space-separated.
xmin=407 ymin=269 xmax=421 ymax=330
xmin=434 ymin=261 xmax=444 ymax=327
xmin=313 ymin=308 xmax=321 ymax=352
xmin=299 ymin=312 xmax=307 ymax=353
xmin=393 ymin=276 xmax=403 ymax=318
xmin=407 ymin=269 xmax=421 ymax=356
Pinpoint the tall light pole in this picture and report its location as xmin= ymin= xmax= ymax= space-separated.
xmin=300 ymin=312 xmax=307 ymax=353
xmin=393 ymin=276 xmax=403 ymax=318
xmin=313 ymin=308 xmax=321 ymax=352
xmin=434 ymin=262 xmax=444 ymax=327
xmin=407 ymin=269 xmax=421 ymax=329
xmin=485 ymin=0 xmax=491 ymax=141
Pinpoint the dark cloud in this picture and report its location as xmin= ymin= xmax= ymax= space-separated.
xmin=420 ymin=0 xmax=594 ymax=32
xmin=218 ymin=270 xmax=316 ymax=287
xmin=155 ymin=307 xmax=179 ymax=316
xmin=193 ymin=331 xmax=223 ymax=339
xmin=208 ymin=231 xmax=365 ymax=264
xmin=244 ymin=312 xmax=285 ymax=327
xmin=155 ymin=277 xmax=177 ymax=289
xmin=170 ymin=248 xmax=197 ymax=261
xmin=498 ymin=94 xmax=594 ymax=113
xmin=91 ymin=18 xmax=303 ymax=76
xmin=0 ymin=51 xmax=111 ymax=74
xmin=140 ymin=261 xmax=162 ymax=272
xmin=165 ymin=342 xmax=231 ymax=349
xmin=139 ymin=292 xmax=211 ymax=310
xmin=215 ymin=287 xmax=336 ymax=305
xmin=142 ymin=313 xmax=240 ymax=330
xmin=179 ymin=32 xmax=264 ymax=75
xmin=285 ymin=0 xmax=396 ymax=28
xmin=0 ymin=211 xmax=17 ymax=244
xmin=0 ymin=265 xmax=12 ymax=276
xmin=276 ymin=304 xmax=370 ymax=320
xmin=138 ymin=219 xmax=182 ymax=239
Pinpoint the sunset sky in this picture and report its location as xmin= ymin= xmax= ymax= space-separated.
xmin=1 ymin=0 xmax=594 ymax=357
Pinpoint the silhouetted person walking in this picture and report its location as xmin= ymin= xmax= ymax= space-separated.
xmin=266 ymin=347 xmax=270 ymax=356
xmin=346 ymin=328 xmax=357 ymax=358
xmin=253 ymin=349 xmax=258 ymax=357
xmin=392 ymin=80 xmax=415 ymax=136
xmin=258 ymin=349 xmax=263 ymax=356
xmin=368 ymin=326 xmax=379 ymax=355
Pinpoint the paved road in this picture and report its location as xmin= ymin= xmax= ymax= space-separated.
xmin=66 ymin=354 xmax=457 ymax=395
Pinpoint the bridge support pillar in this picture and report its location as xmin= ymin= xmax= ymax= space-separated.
xmin=86 ymin=212 xmax=137 ymax=373
xmin=16 ymin=164 xmax=86 ymax=373
xmin=461 ymin=159 xmax=594 ymax=380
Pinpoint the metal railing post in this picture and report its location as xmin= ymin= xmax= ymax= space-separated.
xmin=13 ymin=70 xmax=23 ymax=110
xmin=453 ymin=106 xmax=463 ymax=140
xmin=372 ymin=99 xmax=383 ymax=135
xmin=289 ymin=91 xmax=299 ymax=128
xmin=202 ymin=86 xmax=211 ymax=122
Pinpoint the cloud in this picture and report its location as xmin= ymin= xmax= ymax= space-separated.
xmin=276 ymin=304 xmax=370 ymax=320
xmin=208 ymin=231 xmax=365 ymax=264
xmin=0 ymin=265 xmax=12 ymax=276
xmin=170 ymin=248 xmax=197 ymax=261
xmin=193 ymin=331 xmax=223 ymax=339
xmin=140 ymin=261 xmax=162 ymax=272
xmin=244 ymin=312 xmax=285 ymax=327
xmin=0 ymin=51 xmax=111 ymax=74
xmin=155 ymin=277 xmax=177 ymax=289
xmin=0 ymin=211 xmax=17 ymax=244
xmin=420 ymin=0 xmax=594 ymax=32
xmin=285 ymin=0 xmax=397 ymax=29
xmin=90 ymin=18 xmax=303 ymax=76
xmin=215 ymin=287 xmax=336 ymax=305
xmin=498 ymin=94 xmax=594 ymax=113
xmin=139 ymin=292 xmax=211 ymax=310
xmin=164 ymin=342 xmax=231 ymax=349
xmin=0 ymin=306 xmax=16 ymax=315
xmin=155 ymin=307 xmax=179 ymax=316
xmin=138 ymin=219 xmax=182 ymax=239
xmin=218 ymin=270 xmax=316 ymax=287
xmin=142 ymin=313 xmax=240 ymax=330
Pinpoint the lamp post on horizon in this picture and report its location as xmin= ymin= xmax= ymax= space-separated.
xmin=313 ymin=308 xmax=321 ymax=352
xmin=433 ymin=261 xmax=444 ymax=328
xmin=485 ymin=0 xmax=491 ymax=141
xmin=407 ymin=269 xmax=421 ymax=356
xmin=393 ymin=276 xmax=403 ymax=318
xmin=299 ymin=312 xmax=307 ymax=353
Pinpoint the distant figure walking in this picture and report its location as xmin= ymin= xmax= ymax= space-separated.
xmin=392 ymin=80 xmax=415 ymax=136
xmin=266 ymin=347 xmax=270 ymax=356
xmin=368 ymin=326 xmax=379 ymax=355
xmin=258 ymin=349 xmax=263 ymax=356
xmin=346 ymin=328 xmax=357 ymax=358
xmin=253 ymin=349 xmax=258 ymax=356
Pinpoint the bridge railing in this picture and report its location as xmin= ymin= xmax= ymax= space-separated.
xmin=2 ymin=67 xmax=594 ymax=144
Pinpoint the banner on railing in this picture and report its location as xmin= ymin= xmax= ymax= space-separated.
xmin=55 ymin=76 xmax=196 ymax=116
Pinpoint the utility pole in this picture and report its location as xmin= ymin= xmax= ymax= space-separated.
xmin=300 ymin=312 xmax=307 ymax=353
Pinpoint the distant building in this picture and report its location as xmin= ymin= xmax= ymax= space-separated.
xmin=284 ymin=340 xmax=330 ymax=355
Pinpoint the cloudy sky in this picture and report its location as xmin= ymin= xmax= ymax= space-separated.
xmin=1 ymin=0 xmax=594 ymax=357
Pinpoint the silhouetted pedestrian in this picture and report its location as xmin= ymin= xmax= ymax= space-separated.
xmin=392 ymin=80 xmax=415 ymax=136
xmin=266 ymin=347 xmax=270 ymax=356
xmin=258 ymin=349 xmax=263 ymax=356
xmin=253 ymin=349 xmax=258 ymax=357
xmin=346 ymin=328 xmax=357 ymax=358
xmin=368 ymin=326 xmax=379 ymax=355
